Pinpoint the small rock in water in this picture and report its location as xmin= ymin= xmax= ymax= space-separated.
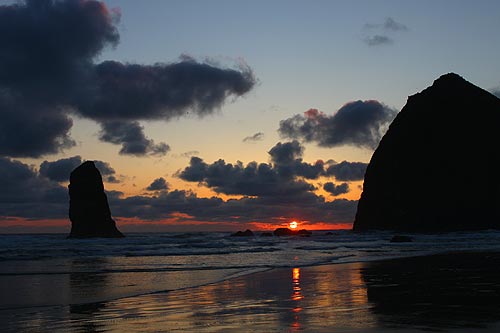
xmin=273 ymin=228 xmax=312 ymax=237
xmin=231 ymin=229 xmax=254 ymax=237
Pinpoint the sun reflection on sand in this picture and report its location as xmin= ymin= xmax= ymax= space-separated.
xmin=5 ymin=263 xmax=379 ymax=332
xmin=291 ymin=267 xmax=303 ymax=301
xmin=291 ymin=267 xmax=303 ymax=331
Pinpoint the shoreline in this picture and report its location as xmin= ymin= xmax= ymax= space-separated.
xmin=2 ymin=248 xmax=499 ymax=310
xmin=3 ymin=249 xmax=500 ymax=332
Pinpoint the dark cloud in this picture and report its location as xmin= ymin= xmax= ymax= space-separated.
xmin=109 ymin=189 xmax=358 ymax=224
xmin=179 ymin=141 xmax=325 ymax=197
xmin=492 ymin=89 xmax=500 ymax=99
xmin=146 ymin=177 xmax=169 ymax=191
xmin=39 ymin=156 xmax=82 ymax=182
xmin=0 ymin=156 xmax=117 ymax=219
xmin=39 ymin=156 xmax=119 ymax=183
xmin=93 ymin=160 xmax=120 ymax=183
xmin=99 ymin=121 xmax=170 ymax=156
xmin=0 ymin=148 xmax=359 ymax=225
xmin=0 ymin=0 xmax=117 ymax=157
xmin=75 ymin=60 xmax=256 ymax=122
xmin=0 ymin=157 xmax=67 ymax=219
xmin=364 ymin=35 xmax=393 ymax=46
xmin=268 ymin=140 xmax=303 ymax=165
xmin=180 ymin=150 xmax=200 ymax=158
xmin=383 ymin=17 xmax=409 ymax=31
xmin=279 ymin=102 xmax=398 ymax=149
xmin=325 ymin=161 xmax=367 ymax=181
xmin=363 ymin=17 xmax=408 ymax=46
xmin=243 ymin=132 xmax=264 ymax=142
xmin=365 ymin=18 xmax=408 ymax=32
xmin=268 ymin=140 xmax=324 ymax=179
xmin=0 ymin=97 xmax=76 ymax=158
xmin=323 ymin=182 xmax=350 ymax=196
xmin=93 ymin=160 xmax=114 ymax=176
xmin=0 ymin=0 xmax=256 ymax=157
xmin=0 ymin=0 xmax=120 ymax=98
xmin=179 ymin=157 xmax=315 ymax=197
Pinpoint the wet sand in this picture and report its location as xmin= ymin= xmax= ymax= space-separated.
xmin=3 ymin=251 xmax=500 ymax=332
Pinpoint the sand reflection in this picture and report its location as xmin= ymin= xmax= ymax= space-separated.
xmin=62 ymin=263 xmax=378 ymax=332
xmin=290 ymin=267 xmax=303 ymax=331
xmin=11 ymin=254 xmax=500 ymax=332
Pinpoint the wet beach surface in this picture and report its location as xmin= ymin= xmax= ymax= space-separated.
xmin=3 ymin=251 xmax=500 ymax=332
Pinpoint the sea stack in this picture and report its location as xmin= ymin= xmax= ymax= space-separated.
xmin=68 ymin=161 xmax=124 ymax=238
xmin=354 ymin=73 xmax=500 ymax=232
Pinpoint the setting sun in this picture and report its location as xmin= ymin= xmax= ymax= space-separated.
xmin=289 ymin=221 xmax=298 ymax=229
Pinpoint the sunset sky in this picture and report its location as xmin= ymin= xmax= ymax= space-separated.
xmin=1 ymin=0 xmax=500 ymax=232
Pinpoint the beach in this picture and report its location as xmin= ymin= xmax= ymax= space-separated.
xmin=3 ymin=251 xmax=500 ymax=332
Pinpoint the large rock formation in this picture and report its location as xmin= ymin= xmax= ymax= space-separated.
xmin=354 ymin=73 xmax=500 ymax=232
xmin=68 ymin=161 xmax=124 ymax=238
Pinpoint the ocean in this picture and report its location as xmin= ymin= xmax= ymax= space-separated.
xmin=2 ymin=230 xmax=500 ymax=306
xmin=2 ymin=230 xmax=500 ymax=332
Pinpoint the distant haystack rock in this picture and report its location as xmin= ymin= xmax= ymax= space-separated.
xmin=354 ymin=73 xmax=500 ymax=232
xmin=68 ymin=161 xmax=124 ymax=238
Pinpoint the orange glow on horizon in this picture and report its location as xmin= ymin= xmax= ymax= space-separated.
xmin=0 ymin=217 xmax=354 ymax=234
xmin=250 ymin=221 xmax=353 ymax=231
xmin=289 ymin=221 xmax=298 ymax=229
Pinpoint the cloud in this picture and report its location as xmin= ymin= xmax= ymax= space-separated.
xmin=363 ymin=17 xmax=408 ymax=46
xmin=0 ymin=143 xmax=360 ymax=225
xmin=243 ymin=132 xmax=264 ymax=142
xmin=383 ymin=17 xmax=409 ymax=31
xmin=364 ymin=35 xmax=393 ymax=46
xmin=0 ymin=0 xmax=117 ymax=157
xmin=279 ymin=101 xmax=397 ymax=149
xmin=268 ymin=140 xmax=303 ymax=165
xmin=76 ymin=59 xmax=256 ymax=122
xmin=181 ymin=151 xmax=200 ymax=158
xmin=325 ymin=161 xmax=367 ymax=181
xmin=93 ymin=160 xmax=120 ymax=183
xmin=146 ymin=177 xmax=169 ymax=191
xmin=268 ymin=140 xmax=324 ymax=179
xmin=178 ymin=157 xmax=315 ymax=197
xmin=0 ymin=157 xmax=67 ymax=219
xmin=323 ymin=182 xmax=350 ymax=196
xmin=39 ymin=156 xmax=83 ymax=182
xmin=108 ymin=190 xmax=358 ymax=224
xmin=0 ymin=98 xmax=76 ymax=158
xmin=99 ymin=121 xmax=170 ymax=156
xmin=491 ymin=89 xmax=500 ymax=99
xmin=178 ymin=141 xmax=324 ymax=197
xmin=0 ymin=0 xmax=256 ymax=158
xmin=39 ymin=156 xmax=119 ymax=183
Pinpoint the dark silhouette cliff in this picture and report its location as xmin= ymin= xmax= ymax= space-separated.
xmin=354 ymin=73 xmax=500 ymax=232
xmin=68 ymin=161 xmax=124 ymax=238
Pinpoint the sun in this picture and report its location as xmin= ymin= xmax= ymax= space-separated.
xmin=289 ymin=221 xmax=298 ymax=229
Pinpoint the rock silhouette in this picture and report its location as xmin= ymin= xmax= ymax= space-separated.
xmin=354 ymin=73 xmax=500 ymax=232
xmin=68 ymin=161 xmax=124 ymax=238
xmin=273 ymin=228 xmax=312 ymax=236
xmin=230 ymin=229 xmax=254 ymax=237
